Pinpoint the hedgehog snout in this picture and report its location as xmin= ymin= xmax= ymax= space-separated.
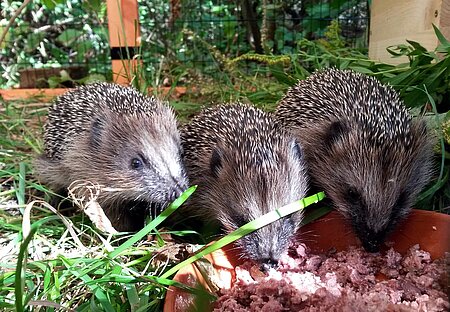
xmin=358 ymin=228 xmax=387 ymax=253
xmin=241 ymin=225 xmax=293 ymax=268
xmin=247 ymin=242 xmax=282 ymax=270
xmin=260 ymin=258 xmax=278 ymax=272
xmin=166 ymin=180 xmax=189 ymax=202
xmin=362 ymin=239 xmax=381 ymax=253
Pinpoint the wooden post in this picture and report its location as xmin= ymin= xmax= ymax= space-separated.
xmin=106 ymin=0 xmax=141 ymax=84
xmin=369 ymin=0 xmax=450 ymax=64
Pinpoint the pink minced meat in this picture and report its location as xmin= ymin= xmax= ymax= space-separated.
xmin=214 ymin=244 xmax=449 ymax=311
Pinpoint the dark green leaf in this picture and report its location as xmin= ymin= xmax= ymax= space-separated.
xmin=406 ymin=40 xmax=427 ymax=53
xmin=433 ymin=24 xmax=450 ymax=46
xmin=57 ymin=29 xmax=84 ymax=47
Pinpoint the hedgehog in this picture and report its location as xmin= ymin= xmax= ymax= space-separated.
xmin=275 ymin=68 xmax=434 ymax=252
xmin=34 ymin=82 xmax=189 ymax=232
xmin=180 ymin=103 xmax=309 ymax=267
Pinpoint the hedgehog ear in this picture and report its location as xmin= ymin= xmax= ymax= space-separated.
xmin=89 ymin=117 xmax=104 ymax=149
xmin=210 ymin=148 xmax=223 ymax=178
xmin=324 ymin=121 xmax=349 ymax=147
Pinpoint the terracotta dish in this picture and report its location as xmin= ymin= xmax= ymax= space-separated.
xmin=163 ymin=209 xmax=450 ymax=312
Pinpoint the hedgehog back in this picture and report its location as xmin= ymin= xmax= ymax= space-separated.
xmin=44 ymin=82 xmax=168 ymax=160
xmin=276 ymin=68 xmax=414 ymax=149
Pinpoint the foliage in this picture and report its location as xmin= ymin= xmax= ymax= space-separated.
xmin=134 ymin=0 xmax=369 ymax=85
xmin=1 ymin=0 xmax=370 ymax=88
xmin=226 ymin=21 xmax=449 ymax=110
xmin=0 ymin=0 xmax=110 ymax=88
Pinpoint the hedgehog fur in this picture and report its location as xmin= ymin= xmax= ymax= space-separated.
xmin=34 ymin=82 xmax=188 ymax=232
xmin=275 ymin=68 xmax=434 ymax=252
xmin=180 ymin=103 xmax=309 ymax=266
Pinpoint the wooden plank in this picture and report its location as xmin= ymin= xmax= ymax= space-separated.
xmin=0 ymin=88 xmax=69 ymax=101
xmin=111 ymin=59 xmax=139 ymax=85
xmin=106 ymin=0 xmax=141 ymax=83
xmin=106 ymin=0 xmax=140 ymax=47
xmin=369 ymin=0 xmax=448 ymax=64
xmin=441 ymin=0 xmax=450 ymax=41
xmin=0 ymin=87 xmax=188 ymax=101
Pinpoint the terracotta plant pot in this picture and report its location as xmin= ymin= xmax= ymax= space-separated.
xmin=163 ymin=209 xmax=450 ymax=312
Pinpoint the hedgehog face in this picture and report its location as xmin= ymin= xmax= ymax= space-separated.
xmin=84 ymin=111 xmax=188 ymax=212
xmin=308 ymin=119 xmax=433 ymax=252
xmin=181 ymin=104 xmax=309 ymax=265
xmin=206 ymin=137 xmax=309 ymax=265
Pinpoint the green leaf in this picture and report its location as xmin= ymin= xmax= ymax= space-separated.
xmin=406 ymin=40 xmax=427 ymax=53
xmin=57 ymin=29 xmax=84 ymax=47
xmin=348 ymin=65 xmax=373 ymax=74
xmin=108 ymin=185 xmax=197 ymax=259
xmin=160 ymin=192 xmax=325 ymax=279
xmin=433 ymin=24 xmax=450 ymax=46
xmin=386 ymin=44 xmax=410 ymax=57
xmin=387 ymin=68 xmax=418 ymax=87
xmin=41 ymin=0 xmax=56 ymax=9
xmin=83 ymin=0 xmax=103 ymax=13
xmin=80 ymin=74 xmax=107 ymax=84
xmin=24 ymin=33 xmax=45 ymax=52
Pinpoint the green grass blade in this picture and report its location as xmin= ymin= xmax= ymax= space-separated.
xmin=300 ymin=205 xmax=332 ymax=226
xmin=160 ymin=192 xmax=325 ymax=279
xmin=432 ymin=24 xmax=450 ymax=46
xmin=15 ymin=216 xmax=60 ymax=312
xmin=108 ymin=185 xmax=197 ymax=259
xmin=59 ymin=256 xmax=115 ymax=312
xmin=16 ymin=163 xmax=26 ymax=209
xmin=126 ymin=284 xmax=140 ymax=311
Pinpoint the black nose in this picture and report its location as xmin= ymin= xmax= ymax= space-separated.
xmin=260 ymin=258 xmax=278 ymax=272
xmin=363 ymin=240 xmax=381 ymax=253
xmin=168 ymin=183 xmax=188 ymax=202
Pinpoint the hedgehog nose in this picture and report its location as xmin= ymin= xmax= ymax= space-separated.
xmin=363 ymin=240 xmax=381 ymax=253
xmin=168 ymin=183 xmax=187 ymax=202
xmin=260 ymin=258 xmax=278 ymax=272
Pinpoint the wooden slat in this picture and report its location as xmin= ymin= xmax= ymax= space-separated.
xmin=0 ymin=87 xmax=188 ymax=101
xmin=106 ymin=0 xmax=140 ymax=47
xmin=106 ymin=0 xmax=141 ymax=83
xmin=0 ymin=88 xmax=69 ymax=101
xmin=111 ymin=59 xmax=139 ymax=85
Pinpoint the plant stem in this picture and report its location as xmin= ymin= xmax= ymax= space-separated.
xmin=0 ymin=0 xmax=33 ymax=47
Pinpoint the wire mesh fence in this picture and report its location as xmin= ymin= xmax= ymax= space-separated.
xmin=1 ymin=0 xmax=370 ymax=88
xmin=138 ymin=0 xmax=369 ymax=78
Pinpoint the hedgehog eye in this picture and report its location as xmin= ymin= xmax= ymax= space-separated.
xmin=232 ymin=214 xmax=247 ymax=228
xmin=346 ymin=187 xmax=361 ymax=204
xmin=130 ymin=158 xmax=143 ymax=170
xmin=210 ymin=148 xmax=222 ymax=178
xmin=291 ymin=140 xmax=304 ymax=160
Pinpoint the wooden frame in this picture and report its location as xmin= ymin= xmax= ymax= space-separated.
xmin=106 ymin=0 xmax=141 ymax=84
xmin=0 ymin=87 xmax=187 ymax=101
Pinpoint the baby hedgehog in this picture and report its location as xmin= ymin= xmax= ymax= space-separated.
xmin=180 ymin=103 xmax=309 ymax=267
xmin=275 ymin=68 xmax=434 ymax=252
xmin=34 ymin=82 xmax=188 ymax=232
